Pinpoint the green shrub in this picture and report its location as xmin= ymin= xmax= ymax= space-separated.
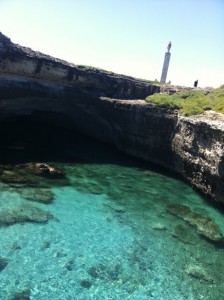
xmin=145 ymin=86 xmax=224 ymax=116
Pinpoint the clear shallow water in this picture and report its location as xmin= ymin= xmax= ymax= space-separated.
xmin=0 ymin=131 xmax=224 ymax=300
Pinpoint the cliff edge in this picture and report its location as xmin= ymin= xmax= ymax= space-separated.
xmin=0 ymin=33 xmax=223 ymax=205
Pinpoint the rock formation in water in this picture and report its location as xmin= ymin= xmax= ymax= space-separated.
xmin=0 ymin=32 xmax=223 ymax=205
xmin=166 ymin=203 xmax=223 ymax=242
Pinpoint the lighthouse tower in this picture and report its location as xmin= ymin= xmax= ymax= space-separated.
xmin=160 ymin=42 xmax=171 ymax=83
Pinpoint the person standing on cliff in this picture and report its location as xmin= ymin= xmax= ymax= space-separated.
xmin=194 ymin=80 xmax=198 ymax=87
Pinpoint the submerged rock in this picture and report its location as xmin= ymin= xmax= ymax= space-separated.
xmin=0 ymin=170 xmax=33 ymax=185
xmin=185 ymin=264 xmax=215 ymax=283
xmin=42 ymin=241 xmax=51 ymax=249
xmin=0 ymin=203 xmax=55 ymax=226
xmin=172 ymin=224 xmax=195 ymax=244
xmin=88 ymin=263 xmax=122 ymax=282
xmin=11 ymin=288 xmax=31 ymax=300
xmin=0 ymin=164 xmax=13 ymax=171
xmin=0 ymin=257 xmax=8 ymax=271
xmin=166 ymin=203 xmax=223 ymax=242
xmin=80 ymin=280 xmax=92 ymax=289
xmin=12 ymin=242 xmax=22 ymax=251
xmin=17 ymin=187 xmax=54 ymax=204
xmin=0 ymin=163 xmax=68 ymax=205
xmin=152 ymin=223 xmax=167 ymax=231
xmin=88 ymin=264 xmax=106 ymax=279
xmin=64 ymin=259 xmax=75 ymax=271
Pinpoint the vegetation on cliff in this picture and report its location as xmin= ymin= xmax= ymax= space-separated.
xmin=145 ymin=85 xmax=224 ymax=116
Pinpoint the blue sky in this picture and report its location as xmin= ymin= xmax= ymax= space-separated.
xmin=0 ymin=0 xmax=223 ymax=87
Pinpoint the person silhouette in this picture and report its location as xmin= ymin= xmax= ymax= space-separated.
xmin=194 ymin=80 xmax=198 ymax=87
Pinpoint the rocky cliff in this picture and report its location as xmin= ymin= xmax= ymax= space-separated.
xmin=0 ymin=32 xmax=159 ymax=100
xmin=0 ymin=32 xmax=223 ymax=205
xmin=172 ymin=112 xmax=224 ymax=204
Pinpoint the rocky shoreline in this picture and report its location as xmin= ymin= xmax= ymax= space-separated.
xmin=0 ymin=32 xmax=223 ymax=205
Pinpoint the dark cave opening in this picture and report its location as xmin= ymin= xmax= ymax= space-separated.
xmin=0 ymin=111 xmax=176 ymax=175
xmin=0 ymin=112 xmax=147 ymax=168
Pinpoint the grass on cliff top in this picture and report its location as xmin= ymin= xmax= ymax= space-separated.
xmin=145 ymin=85 xmax=224 ymax=116
xmin=77 ymin=65 xmax=115 ymax=74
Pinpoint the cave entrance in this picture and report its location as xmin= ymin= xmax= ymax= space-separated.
xmin=0 ymin=111 xmax=134 ymax=166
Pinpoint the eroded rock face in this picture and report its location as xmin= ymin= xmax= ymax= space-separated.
xmin=172 ymin=112 xmax=224 ymax=204
xmin=0 ymin=32 xmax=159 ymax=101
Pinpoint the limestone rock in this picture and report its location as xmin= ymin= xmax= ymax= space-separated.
xmin=0 ymin=32 xmax=159 ymax=100
xmin=166 ymin=203 xmax=223 ymax=242
xmin=160 ymin=85 xmax=213 ymax=95
xmin=172 ymin=114 xmax=224 ymax=204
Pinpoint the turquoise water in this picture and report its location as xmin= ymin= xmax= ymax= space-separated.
xmin=0 ymin=129 xmax=224 ymax=300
